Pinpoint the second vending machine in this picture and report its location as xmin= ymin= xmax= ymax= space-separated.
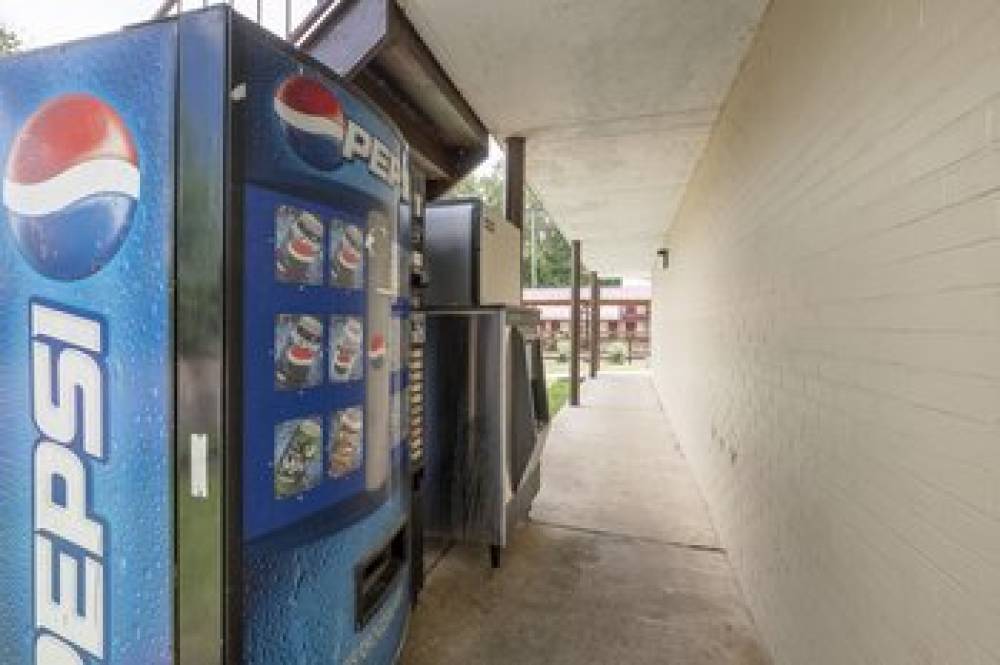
xmin=0 ymin=6 xmax=412 ymax=665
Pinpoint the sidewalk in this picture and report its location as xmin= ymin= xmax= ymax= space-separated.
xmin=400 ymin=372 xmax=770 ymax=665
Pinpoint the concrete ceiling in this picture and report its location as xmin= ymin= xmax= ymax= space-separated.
xmin=399 ymin=0 xmax=767 ymax=277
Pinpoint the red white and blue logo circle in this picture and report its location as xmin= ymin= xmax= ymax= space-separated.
xmin=3 ymin=94 xmax=140 ymax=281
xmin=274 ymin=75 xmax=346 ymax=172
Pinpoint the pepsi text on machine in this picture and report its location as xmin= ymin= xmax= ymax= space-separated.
xmin=31 ymin=302 xmax=109 ymax=664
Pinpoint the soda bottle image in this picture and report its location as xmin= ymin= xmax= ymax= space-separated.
xmin=330 ymin=407 xmax=363 ymax=478
xmin=331 ymin=317 xmax=363 ymax=381
xmin=276 ymin=315 xmax=323 ymax=388
xmin=275 ymin=419 xmax=322 ymax=498
xmin=331 ymin=224 xmax=363 ymax=288
xmin=276 ymin=209 xmax=324 ymax=283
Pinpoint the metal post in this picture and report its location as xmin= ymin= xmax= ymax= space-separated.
xmin=154 ymin=0 xmax=180 ymax=20
xmin=590 ymin=271 xmax=600 ymax=378
xmin=570 ymin=240 xmax=581 ymax=406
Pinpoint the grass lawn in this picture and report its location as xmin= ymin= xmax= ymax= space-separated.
xmin=548 ymin=377 xmax=571 ymax=416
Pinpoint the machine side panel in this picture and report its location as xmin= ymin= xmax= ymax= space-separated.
xmin=0 ymin=22 xmax=177 ymax=665
xmin=175 ymin=9 xmax=231 ymax=665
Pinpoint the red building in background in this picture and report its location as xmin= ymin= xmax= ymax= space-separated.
xmin=523 ymin=284 xmax=651 ymax=361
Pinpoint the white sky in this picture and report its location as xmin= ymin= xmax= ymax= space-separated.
xmin=0 ymin=1 xmax=326 ymax=48
xmin=2 ymin=1 xmax=163 ymax=48
xmin=476 ymin=136 xmax=503 ymax=176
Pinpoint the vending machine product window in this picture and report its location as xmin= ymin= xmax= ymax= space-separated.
xmin=242 ymin=186 xmax=383 ymax=541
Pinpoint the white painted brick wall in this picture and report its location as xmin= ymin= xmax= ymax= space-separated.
xmin=651 ymin=1 xmax=1000 ymax=663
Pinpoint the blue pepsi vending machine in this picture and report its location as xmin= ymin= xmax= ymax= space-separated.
xmin=0 ymin=6 xmax=412 ymax=665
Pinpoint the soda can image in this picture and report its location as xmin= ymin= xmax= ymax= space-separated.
xmin=275 ymin=206 xmax=324 ymax=284
xmin=275 ymin=314 xmax=324 ymax=389
xmin=330 ymin=316 xmax=363 ymax=382
xmin=369 ymin=331 xmax=387 ymax=370
xmin=330 ymin=221 xmax=363 ymax=289
xmin=329 ymin=407 xmax=363 ymax=478
xmin=274 ymin=417 xmax=323 ymax=498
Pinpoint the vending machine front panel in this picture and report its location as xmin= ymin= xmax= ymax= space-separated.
xmin=238 ymin=11 xmax=408 ymax=546
xmin=235 ymin=19 xmax=411 ymax=665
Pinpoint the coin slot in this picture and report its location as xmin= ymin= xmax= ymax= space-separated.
xmin=355 ymin=525 xmax=407 ymax=631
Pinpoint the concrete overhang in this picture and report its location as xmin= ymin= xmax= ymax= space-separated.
xmin=398 ymin=0 xmax=767 ymax=277
xmin=295 ymin=0 xmax=490 ymax=199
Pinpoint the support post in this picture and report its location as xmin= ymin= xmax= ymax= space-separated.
xmin=570 ymin=240 xmax=581 ymax=406
xmin=506 ymin=137 xmax=526 ymax=302
xmin=590 ymin=271 xmax=600 ymax=378
xmin=505 ymin=136 xmax=526 ymax=229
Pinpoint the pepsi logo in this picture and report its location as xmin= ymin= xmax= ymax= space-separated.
xmin=3 ymin=94 xmax=140 ymax=281
xmin=274 ymin=75 xmax=347 ymax=172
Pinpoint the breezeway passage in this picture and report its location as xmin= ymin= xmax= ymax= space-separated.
xmin=401 ymin=373 xmax=769 ymax=665
xmin=8 ymin=2 xmax=1000 ymax=663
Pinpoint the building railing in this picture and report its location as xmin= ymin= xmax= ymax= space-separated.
xmin=526 ymin=297 xmax=652 ymax=363
xmin=152 ymin=0 xmax=340 ymax=42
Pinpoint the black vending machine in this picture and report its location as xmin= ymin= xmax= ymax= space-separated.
xmin=420 ymin=199 xmax=550 ymax=567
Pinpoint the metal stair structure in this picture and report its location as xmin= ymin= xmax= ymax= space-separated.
xmin=153 ymin=0 xmax=488 ymax=198
xmin=153 ymin=0 xmax=322 ymax=41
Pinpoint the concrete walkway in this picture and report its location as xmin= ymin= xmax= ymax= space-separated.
xmin=400 ymin=373 xmax=770 ymax=665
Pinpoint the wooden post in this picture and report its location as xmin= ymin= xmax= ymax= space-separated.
xmin=590 ymin=271 xmax=600 ymax=378
xmin=505 ymin=137 xmax=526 ymax=229
xmin=570 ymin=240 xmax=581 ymax=406
xmin=506 ymin=136 xmax=526 ymax=302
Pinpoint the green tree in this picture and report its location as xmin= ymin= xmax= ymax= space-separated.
xmin=1 ymin=26 xmax=20 ymax=54
xmin=448 ymin=161 xmax=505 ymax=210
xmin=524 ymin=196 xmax=574 ymax=287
